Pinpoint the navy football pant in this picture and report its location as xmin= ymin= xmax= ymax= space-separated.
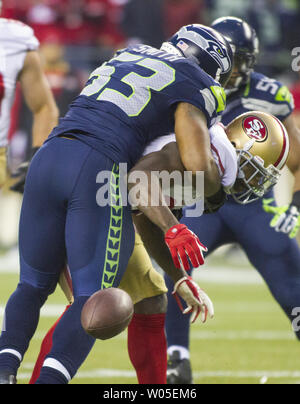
xmin=165 ymin=194 xmax=300 ymax=349
xmin=0 ymin=137 xmax=134 ymax=379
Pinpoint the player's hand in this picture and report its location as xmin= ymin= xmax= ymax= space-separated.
xmin=164 ymin=224 xmax=208 ymax=271
xmin=263 ymin=198 xmax=300 ymax=239
xmin=10 ymin=147 xmax=39 ymax=194
xmin=172 ymin=276 xmax=214 ymax=323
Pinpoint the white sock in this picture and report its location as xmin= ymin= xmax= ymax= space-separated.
xmin=0 ymin=349 xmax=22 ymax=362
xmin=43 ymin=358 xmax=71 ymax=382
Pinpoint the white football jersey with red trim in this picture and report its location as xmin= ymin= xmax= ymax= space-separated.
xmin=0 ymin=18 xmax=39 ymax=147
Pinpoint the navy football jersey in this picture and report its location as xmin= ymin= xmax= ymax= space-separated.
xmin=49 ymin=44 xmax=226 ymax=168
xmin=222 ymin=71 xmax=295 ymax=126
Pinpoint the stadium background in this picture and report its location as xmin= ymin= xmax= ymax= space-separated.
xmin=1 ymin=0 xmax=300 ymax=384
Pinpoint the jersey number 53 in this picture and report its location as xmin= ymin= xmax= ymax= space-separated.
xmin=80 ymin=52 xmax=175 ymax=117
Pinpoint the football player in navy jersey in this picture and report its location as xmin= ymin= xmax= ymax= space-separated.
xmin=0 ymin=25 xmax=234 ymax=384
xmin=165 ymin=17 xmax=300 ymax=384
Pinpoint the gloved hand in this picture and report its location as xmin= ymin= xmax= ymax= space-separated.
xmin=10 ymin=147 xmax=39 ymax=194
xmin=172 ymin=276 xmax=214 ymax=323
xmin=263 ymin=195 xmax=300 ymax=239
xmin=164 ymin=224 xmax=207 ymax=271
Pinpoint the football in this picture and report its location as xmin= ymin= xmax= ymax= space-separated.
xmin=81 ymin=288 xmax=134 ymax=340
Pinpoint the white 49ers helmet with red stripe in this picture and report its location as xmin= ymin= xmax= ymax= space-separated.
xmin=225 ymin=111 xmax=289 ymax=204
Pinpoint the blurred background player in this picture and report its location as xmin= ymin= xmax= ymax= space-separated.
xmin=0 ymin=24 xmax=233 ymax=384
xmin=0 ymin=7 xmax=58 ymax=191
xmin=164 ymin=17 xmax=300 ymax=384
xmin=0 ymin=3 xmax=59 ymax=260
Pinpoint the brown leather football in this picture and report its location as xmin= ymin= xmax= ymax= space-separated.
xmin=81 ymin=288 xmax=134 ymax=340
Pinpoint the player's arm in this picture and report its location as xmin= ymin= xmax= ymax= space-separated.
xmin=128 ymin=145 xmax=207 ymax=273
xmin=128 ymin=141 xmax=207 ymax=271
xmin=11 ymin=51 xmax=59 ymax=193
xmin=263 ymin=114 xmax=300 ymax=238
xmin=174 ymin=102 xmax=221 ymax=197
xmin=128 ymin=143 xmax=213 ymax=323
xmin=19 ymin=50 xmax=59 ymax=147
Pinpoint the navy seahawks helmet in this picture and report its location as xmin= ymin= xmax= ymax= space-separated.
xmin=162 ymin=24 xmax=233 ymax=87
xmin=211 ymin=17 xmax=259 ymax=89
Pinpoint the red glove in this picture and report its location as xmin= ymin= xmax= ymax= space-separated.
xmin=164 ymin=224 xmax=208 ymax=271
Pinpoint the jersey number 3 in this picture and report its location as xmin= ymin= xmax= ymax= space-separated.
xmin=80 ymin=52 xmax=175 ymax=117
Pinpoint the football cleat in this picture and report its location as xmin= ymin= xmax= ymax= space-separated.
xmin=167 ymin=351 xmax=193 ymax=384
xmin=0 ymin=372 xmax=17 ymax=384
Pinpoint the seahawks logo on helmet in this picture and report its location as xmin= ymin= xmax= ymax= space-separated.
xmin=174 ymin=25 xmax=232 ymax=74
xmin=206 ymin=40 xmax=231 ymax=73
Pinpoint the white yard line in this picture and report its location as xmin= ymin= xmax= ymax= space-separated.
xmin=190 ymin=330 xmax=296 ymax=341
xmin=192 ymin=371 xmax=300 ymax=379
xmin=16 ymin=368 xmax=300 ymax=381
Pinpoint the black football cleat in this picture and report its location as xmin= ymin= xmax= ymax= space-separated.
xmin=166 ymin=351 xmax=193 ymax=384
xmin=0 ymin=372 xmax=17 ymax=384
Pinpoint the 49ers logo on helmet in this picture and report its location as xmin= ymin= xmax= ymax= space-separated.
xmin=242 ymin=116 xmax=268 ymax=142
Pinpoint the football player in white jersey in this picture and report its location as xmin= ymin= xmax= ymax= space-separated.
xmin=0 ymin=9 xmax=58 ymax=190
